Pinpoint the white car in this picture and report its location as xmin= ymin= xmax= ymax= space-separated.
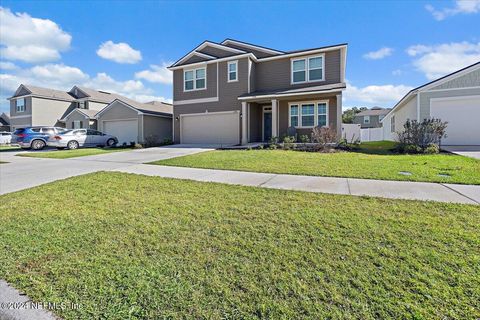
xmin=0 ymin=131 xmax=12 ymax=144
xmin=47 ymin=129 xmax=118 ymax=150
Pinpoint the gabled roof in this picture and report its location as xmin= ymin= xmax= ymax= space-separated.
xmin=221 ymin=38 xmax=285 ymax=55
xmin=170 ymin=40 xmax=246 ymax=67
xmin=96 ymin=98 xmax=173 ymax=118
xmin=61 ymin=108 xmax=99 ymax=121
xmin=70 ymin=86 xmax=121 ymax=103
xmin=10 ymin=84 xmax=75 ymax=101
xmin=356 ymin=108 xmax=391 ymax=116
xmin=144 ymin=101 xmax=173 ymax=113
xmin=381 ymin=61 xmax=480 ymax=121
xmin=0 ymin=113 xmax=9 ymax=126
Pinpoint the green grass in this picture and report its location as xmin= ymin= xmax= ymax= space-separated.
xmin=0 ymin=145 xmax=20 ymax=152
xmin=17 ymin=147 xmax=130 ymax=159
xmin=0 ymin=161 xmax=7 ymax=164
xmin=152 ymin=142 xmax=480 ymax=185
xmin=0 ymin=172 xmax=479 ymax=319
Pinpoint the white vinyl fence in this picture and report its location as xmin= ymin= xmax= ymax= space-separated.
xmin=360 ymin=127 xmax=384 ymax=142
xmin=341 ymin=124 xmax=361 ymax=142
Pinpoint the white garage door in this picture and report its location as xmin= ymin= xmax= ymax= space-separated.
xmin=103 ymin=120 xmax=138 ymax=145
xmin=180 ymin=111 xmax=240 ymax=144
xmin=430 ymin=96 xmax=480 ymax=146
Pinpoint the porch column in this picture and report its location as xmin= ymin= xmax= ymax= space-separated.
xmin=336 ymin=94 xmax=342 ymax=141
xmin=241 ymin=101 xmax=248 ymax=145
xmin=271 ymin=99 xmax=278 ymax=138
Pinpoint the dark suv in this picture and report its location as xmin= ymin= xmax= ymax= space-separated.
xmin=11 ymin=127 xmax=68 ymax=150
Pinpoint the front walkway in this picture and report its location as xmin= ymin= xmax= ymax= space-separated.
xmin=114 ymin=164 xmax=480 ymax=205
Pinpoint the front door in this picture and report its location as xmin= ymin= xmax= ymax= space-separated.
xmin=263 ymin=111 xmax=272 ymax=141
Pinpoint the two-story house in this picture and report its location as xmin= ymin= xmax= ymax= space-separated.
xmin=353 ymin=107 xmax=390 ymax=128
xmin=168 ymin=39 xmax=347 ymax=145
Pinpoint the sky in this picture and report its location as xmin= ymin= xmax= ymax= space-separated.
xmin=0 ymin=0 xmax=479 ymax=114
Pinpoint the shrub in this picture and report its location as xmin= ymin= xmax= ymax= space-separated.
xmin=268 ymin=136 xmax=279 ymax=149
xmin=397 ymin=118 xmax=447 ymax=149
xmin=403 ymin=144 xmax=422 ymax=154
xmin=133 ymin=143 xmax=143 ymax=149
xmin=144 ymin=135 xmax=160 ymax=148
xmin=162 ymin=138 xmax=173 ymax=146
xmin=311 ymin=126 xmax=337 ymax=151
xmin=282 ymin=136 xmax=296 ymax=150
xmin=299 ymin=135 xmax=310 ymax=144
xmin=424 ymin=143 xmax=439 ymax=154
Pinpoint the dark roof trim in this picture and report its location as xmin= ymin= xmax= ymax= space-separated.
xmin=285 ymin=43 xmax=349 ymax=54
xmin=221 ymin=38 xmax=285 ymax=54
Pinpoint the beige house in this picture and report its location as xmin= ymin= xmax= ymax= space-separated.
xmin=168 ymin=39 xmax=347 ymax=145
xmin=382 ymin=62 xmax=480 ymax=146
xmin=7 ymin=84 xmax=173 ymax=145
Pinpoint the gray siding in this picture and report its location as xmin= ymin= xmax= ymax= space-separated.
xmin=353 ymin=115 xmax=383 ymax=128
xmin=31 ymin=97 xmax=73 ymax=127
xmin=142 ymin=115 xmax=172 ymax=144
xmin=65 ymin=111 xmax=96 ymax=130
xmin=173 ymin=63 xmax=218 ymax=101
xmin=173 ymin=58 xmax=249 ymax=143
xmin=254 ymin=49 xmax=342 ymax=91
xmin=183 ymin=55 xmax=210 ymax=65
xmin=10 ymin=97 xmax=32 ymax=118
xmin=419 ymin=87 xmax=480 ymax=120
xmin=97 ymin=101 xmax=141 ymax=142
xmin=431 ymin=69 xmax=480 ymax=90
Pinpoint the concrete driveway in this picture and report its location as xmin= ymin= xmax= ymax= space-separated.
xmin=442 ymin=146 xmax=480 ymax=159
xmin=0 ymin=145 xmax=214 ymax=195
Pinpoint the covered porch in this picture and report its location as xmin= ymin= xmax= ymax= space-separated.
xmin=239 ymin=86 xmax=344 ymax=144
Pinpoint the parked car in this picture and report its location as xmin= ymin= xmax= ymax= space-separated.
xmin=48 ymin=129 xmax=118 ymax=150
xmin=11 ymin=127 xmax=68 ymax=150
xmin=0 ymin=131 xmax=12 ymax=145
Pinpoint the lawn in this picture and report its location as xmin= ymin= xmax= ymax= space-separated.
xmin=16 ymin=147 xmax=130 ymax=159
xmin=152 ymin=142 xmax=480 ymax=185
xmin=0 ymin=145 xmax=20 ymax=152
xmin=0 ymin=172 xmax=478 ymax=319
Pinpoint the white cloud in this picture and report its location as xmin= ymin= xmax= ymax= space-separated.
xmin=363 ymin=47 xmax=393 ymax=60
xmin=406 ymin=41 xmax=480 ymax=80
xmin=0 ymin=7 xmax=71 ymax=63
xmin=392 ymin=69 xmax=403 ymax=76
xmin=96 ymin=41 xmax=142 ymax=64
xmin=0 ymin=61 xmax=17 ymax=70
xmin=426 ymin=0 xmax=480 ymax=20
xmin=344 ymin=81 xmax=413 ymax=107
xmin=135 ymin=62 xmax=173 ymax=84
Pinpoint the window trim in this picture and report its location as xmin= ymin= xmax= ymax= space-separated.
xmin=290 ymin=53 xmax=325 ymax=85
xmin=227 ymin=60 xmax=238 ymax=83
xmin=364 ymin=115 xmax=370 ymax=124
xmin=288 ymin=100 xmax=329 ymax=128
xmin=15 ymin=98 xmax=26 ymax=113
xmin=390 ymin=115 xmax=395 ymax=133
xmin=73 ymin=120 xmax=83 ymax=129
xmin=183 ymin=67 xmax=207 ymax=92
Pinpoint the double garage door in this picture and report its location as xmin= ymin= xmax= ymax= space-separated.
xmin=430 ymin=95 xmax=480 ymax=146
xmin=103 ymin=120 xmax=138 ymax=145
xmin=180 ymin=111 xmax=240 ymax=145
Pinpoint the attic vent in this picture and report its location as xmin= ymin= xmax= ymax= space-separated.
xmin=98 ymin=90 xmax=111 ymax=94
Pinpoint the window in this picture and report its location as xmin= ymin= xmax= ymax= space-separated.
xmin=289 ymin=105 xmax=299 ymax=127
xmin=364 ymin=115 xmax=370 ymax=124
xmin=73 ymin=120 xmax=83 ymax=129
xmin=289 ymin=101 xmax=329 ymax=128
xmin=227 ymin=61 xmax=238 ymax=82
xmin=317 ymin=103 xmax=327 ymax=127
xmin=291 ymin=55 xmax=324 ymax=84
xmin=301 ymin=104 xmax=315 ymax=127
xmin=184 ymin=67 xmax=206 ymax=91
xmin=77 ymin=101 xmax=86 ymax=109
xmin=16 ymin=98 xmax=26 ymax=112
xmin=390 ymin=116 xmax=395 ymax=133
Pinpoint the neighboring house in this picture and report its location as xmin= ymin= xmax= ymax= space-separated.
xmin=0 ymin=113 xmax=10 ymax=131
xmin=382 ymin=62 xmax=480 ymax=146
xmin=8 ymin=85 xmax=76 ymax=131
xmin=353 ymin=107 xmax=390 ymax=128
xmin=168 ymin=39 xmax=347 ymax=144
xmin=7 ymin=84 xmax=173 ymax=144
xmin=96 ymin=98 xmax=172 ymax=145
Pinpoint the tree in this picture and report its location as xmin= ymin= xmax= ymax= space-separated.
xmin=342 ymin=107 xmax=367 ymax=123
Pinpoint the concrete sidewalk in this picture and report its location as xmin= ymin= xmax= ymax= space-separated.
xmin=113 ymin=164 xmax=480 ymax=205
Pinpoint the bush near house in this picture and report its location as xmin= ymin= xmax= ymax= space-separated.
xmin=395 ymin=119 xmax=448 ymax=154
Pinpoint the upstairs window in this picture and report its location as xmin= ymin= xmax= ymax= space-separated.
xmin=184 ymin=68 xmax=206 ymax=91
xmin=291 ymin=54 xmax=325 ymax=84
xmin=16 ymin=98 xmax=26 ymax=112
xmin=364 ymin=115 xmax=370 ymax=124
xmin=228 ymin=61 xmax=238 ymax=82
